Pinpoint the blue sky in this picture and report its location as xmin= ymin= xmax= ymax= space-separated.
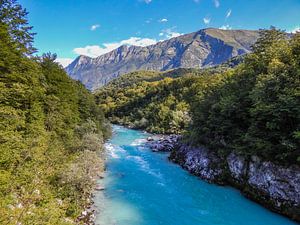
xmin=19 ymin=0 xmax=300 ymax=66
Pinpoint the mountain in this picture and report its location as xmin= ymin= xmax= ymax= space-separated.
xmin=66 ymin=28 xmax=260 ymax=90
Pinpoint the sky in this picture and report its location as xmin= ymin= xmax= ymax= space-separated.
xmin=19 ymin=0 xmax=300 ymax=67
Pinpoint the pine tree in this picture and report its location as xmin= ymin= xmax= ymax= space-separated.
xmin=0 ymin=0 xmax=36 ymax=55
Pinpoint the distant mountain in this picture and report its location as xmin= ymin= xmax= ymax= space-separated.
xmin=66 ymin=28 xmax=260 ymax=90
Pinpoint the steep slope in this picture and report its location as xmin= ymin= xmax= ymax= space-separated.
xmin=66 ymin=28 xmax=259 ymax=90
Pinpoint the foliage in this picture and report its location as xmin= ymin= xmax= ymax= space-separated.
xmin=98 ymin=28 xmax=300 ymax=166
xmin=0 ymin=4 xmax=110 ymax=224
xmin=95 ymin=69 xmax=224 ymax=134
xmin=0 ymin=0 xmax=36 ymax=54
xmin=189 ymin=28 xmax=300 ymax=165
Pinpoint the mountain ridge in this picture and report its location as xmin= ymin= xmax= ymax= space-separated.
xmin=66 ymin=28 xmax=260 ymax=90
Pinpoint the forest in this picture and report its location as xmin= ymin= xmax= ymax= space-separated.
xmin=95 ymin=68 xmax=229 ymax=134
xmin=0 ymin=1 xmax=110 ymax=224
xmin=96 ymin=28 xmax=300 ymax=166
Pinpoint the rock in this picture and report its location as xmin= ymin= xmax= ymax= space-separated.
xmin=76 ymin=205 xmax=97 ymax=225
xmin=169 ymin=144 xmax=225 ymax=184
xmin=66 ymin=29 xmax=259 ymax=91
xmin=170 ymin=142 xmax=300 ymax=222
xmin=246 ymin=157 xmax=300 ymax=220
xmin=227 ymin=152 xmax=247 ymax=183
xmin=98 ymin=173 xmax=105 ymax=179
xmin=147 ymin=135 xmax=180 ymax=152
xmin=147 ymin=137 xmax=154 ymax=141
xmin=95 ymin=185 xmax=105 ymax=191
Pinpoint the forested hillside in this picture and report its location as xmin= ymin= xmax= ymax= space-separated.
xmin=97 ymin=28 xmax=300 ymax=166
xmin=95 ymin=56 xmax=243 ymax=134
xmin=95 ymin=68 xmax=225 ymax=134
xmin=0 ymin=1 xmax=110 ymax=224
xmin=189 ymin=28 xmax=300 ymax=166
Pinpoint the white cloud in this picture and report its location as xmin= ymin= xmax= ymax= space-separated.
xmin=203 ymin=17 xmax=211 ymax=25
xmin=144 ymin=0 xmax=152 ymax=3
xmin=159 ymin=18 xmax=168 ymax=23
xmin=213 ymin=0 xmax=220 ymax=8
xmin=289 ymin=27 xmax=300 ymax=33
xmin=226 ymin=9 xmax=232 ymax=19
xmin=159 ymin=27 xmax=182 ymax=39
xmin=73 ymin=37 xmax=157 ymax=58
xmin=193 ymin=0 xmax=200 ymax=3
xmin=55 ymin=58 xmax=73 ymax=67
xmin=90 ymin=24 xmax=100 ymax=31
xmin=219 ymin=24 xmax=232 ymax=30
xmin=121 ymin=37 xmax=157 ymax=46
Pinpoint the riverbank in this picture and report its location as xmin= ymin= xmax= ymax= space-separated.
xmin=94 ymin=125 xmax=298 ymax=225
xmin=146 ymin=135 xmax=300 ymax=222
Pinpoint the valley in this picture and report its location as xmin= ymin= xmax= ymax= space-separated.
xmin=93 ymin=28 xmax=300 ymax=222
xmin=1 ymin=0 xmax=300 ymax=224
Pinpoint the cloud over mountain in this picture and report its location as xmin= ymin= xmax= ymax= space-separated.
xmin=73 ymin=37 xmax=157 ymax=58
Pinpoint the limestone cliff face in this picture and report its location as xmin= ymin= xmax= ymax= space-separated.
xmin=66 ymin=28 xmax=259 ymax=90
xmin=170 ymin=143 xmax=300 ymax=221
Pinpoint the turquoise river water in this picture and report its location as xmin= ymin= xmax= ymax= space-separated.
xmin=94 ymin=125 xmax=298 ymax=225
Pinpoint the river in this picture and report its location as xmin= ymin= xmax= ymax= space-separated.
xmin=94 ymin=125 xmax=298 ymax=225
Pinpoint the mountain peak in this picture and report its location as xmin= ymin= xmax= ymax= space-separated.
xmin=66 ymin=28 xmax=260 ymax=91
xmin=73 ymin=55 xmax=92 ymax=65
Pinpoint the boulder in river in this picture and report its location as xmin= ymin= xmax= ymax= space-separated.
xmin=95 ymin=185 xmax=105 ymax=191
xmin=147 ymin=137 xmax=154 ymax=141
xmin=146 ymin=135 xmax=180 ymax=152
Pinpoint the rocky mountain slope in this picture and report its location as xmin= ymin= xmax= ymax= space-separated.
xmin=66 ymin=28 xmax=259 ymax=90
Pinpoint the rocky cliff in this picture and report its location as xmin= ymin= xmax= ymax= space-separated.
xmin=66 ymin=28 xmax=259 ymax=90
xmin=169 ymin=142 xmax=300 ymax=221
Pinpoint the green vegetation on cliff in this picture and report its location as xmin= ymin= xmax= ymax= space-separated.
xmin=189 ymin=28 xmax=300 ymax=165
xmin=96 ymin=28 xmax=300 ymax=166
xmin=0 ymin=1 xmax=110 ymax=224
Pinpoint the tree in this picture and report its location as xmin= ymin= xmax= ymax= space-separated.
xmin=0 ymin=1 xmax=110 ymax=223
xmin=0 ymin=0 xmax=36 ymax=54
xmin=189 ymin=27 xmax=300 ymax=165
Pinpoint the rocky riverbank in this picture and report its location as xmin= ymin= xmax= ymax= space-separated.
xmin=147 ymin=136 xmax=300 ymax=222
xmin=77 ymin=175 xmax=106 ymax=225
xmin=146 ymin=134 xmax=180 ymax=152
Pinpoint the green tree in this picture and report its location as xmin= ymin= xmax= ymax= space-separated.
xmin=0 ymin=0 xmax=36 ymax=54
xmin=0 ymin=1 xmax=110 ymax=223
xmin=189 ymin=28 xmax=300 ymax=165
